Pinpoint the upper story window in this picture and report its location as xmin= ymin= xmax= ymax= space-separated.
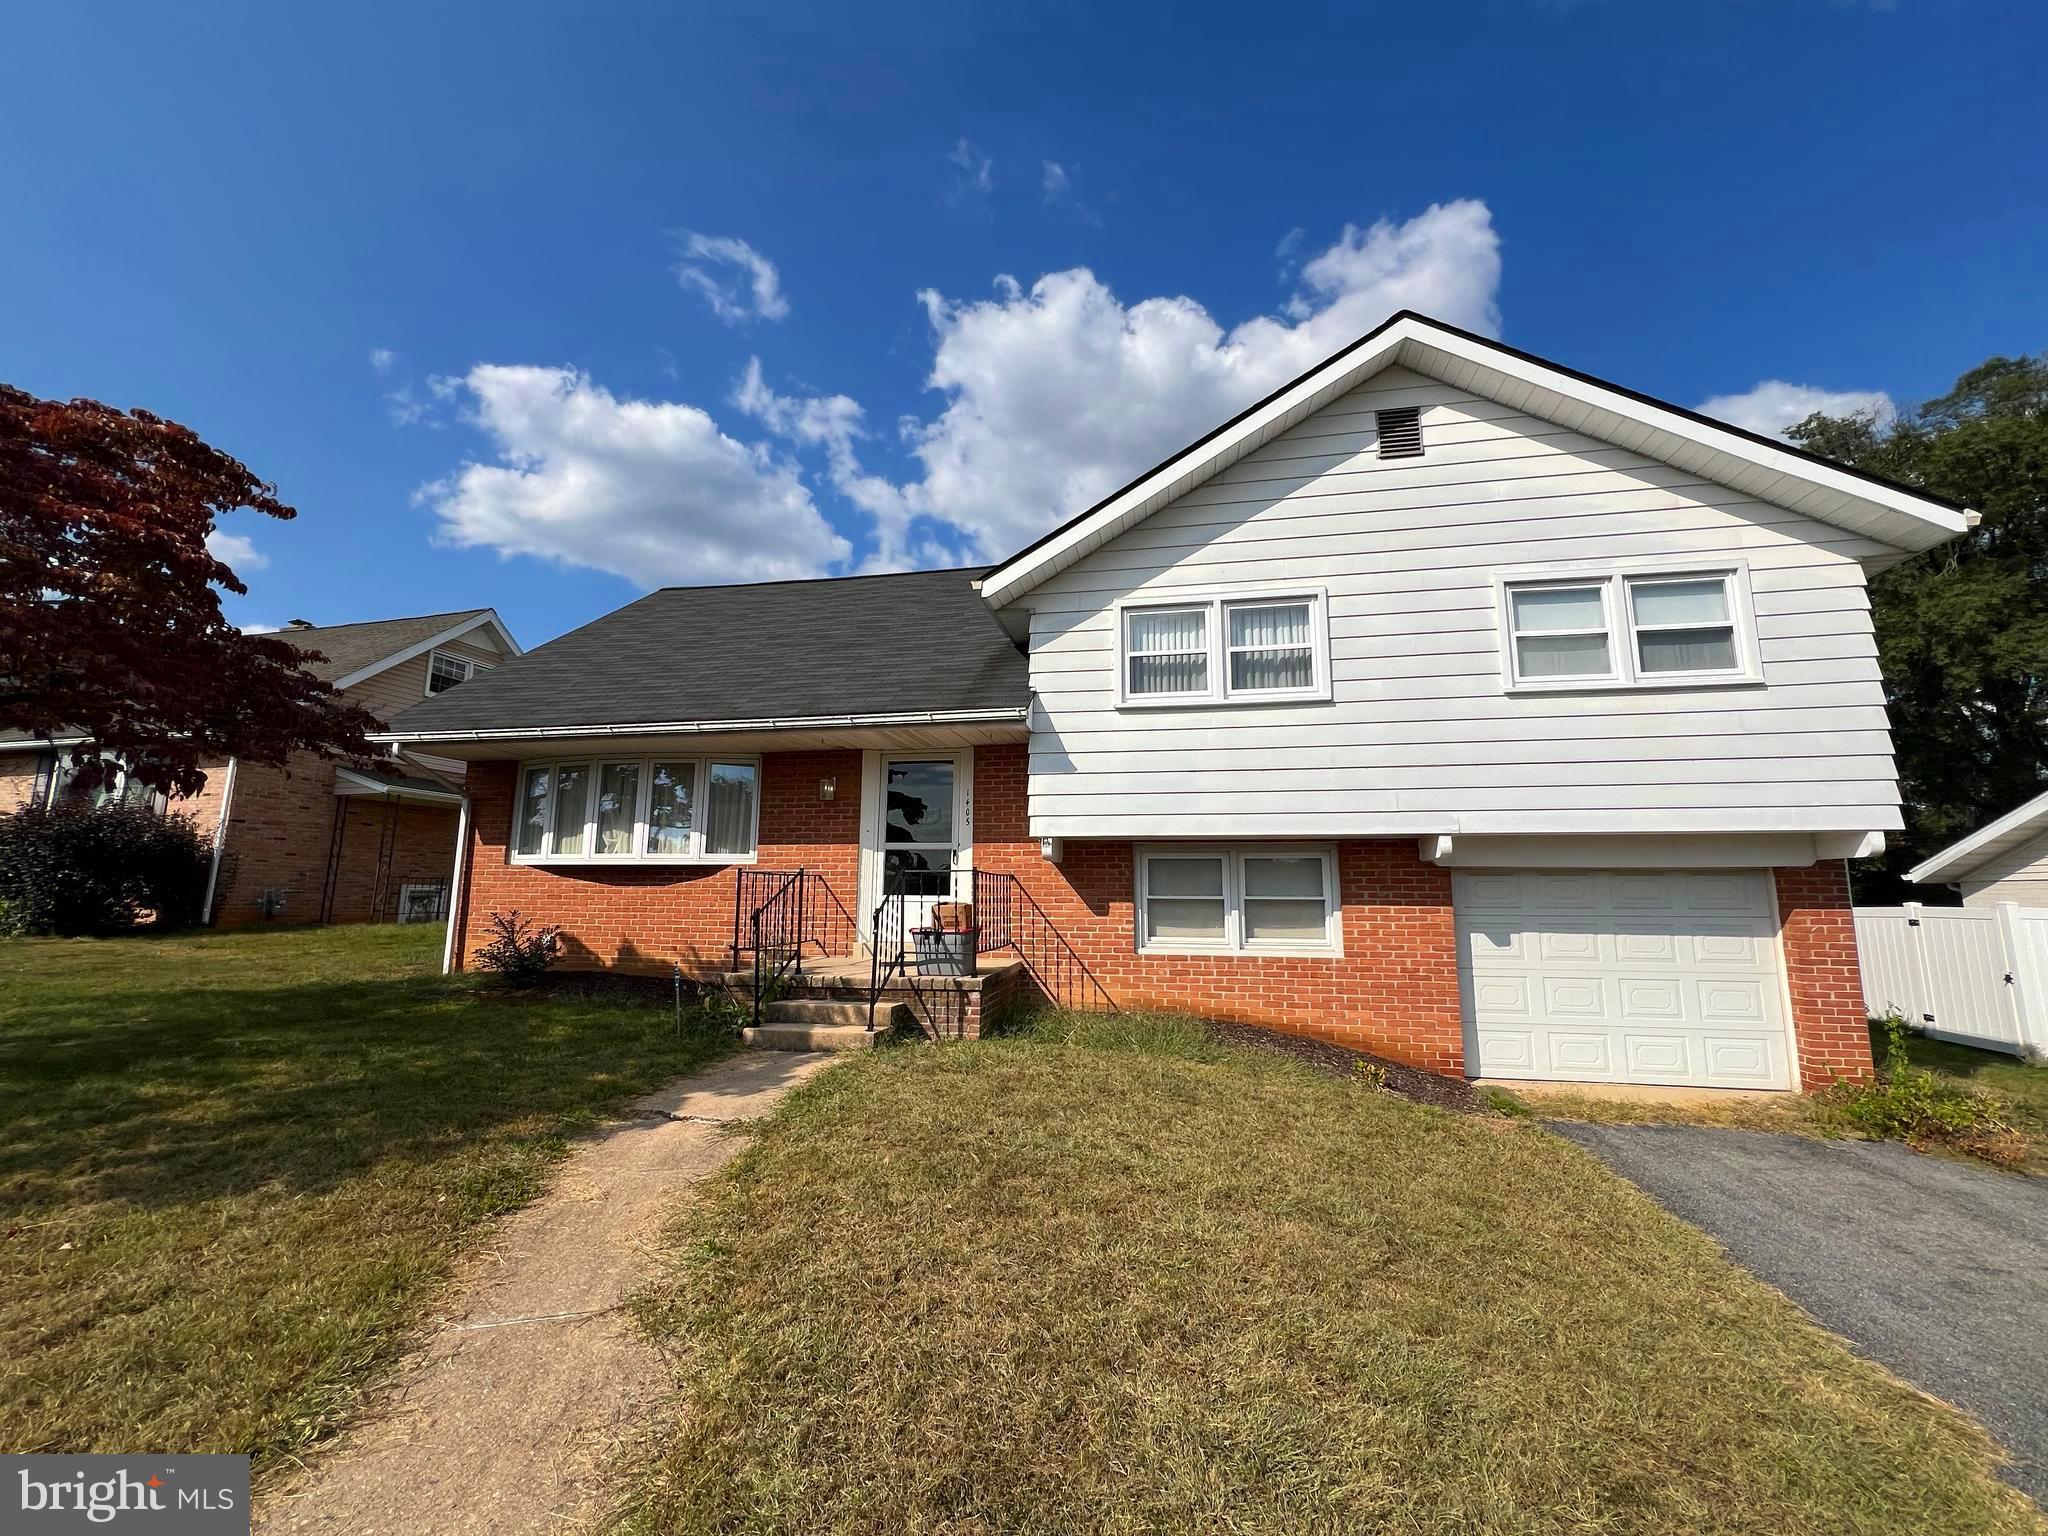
xmin=1498 ymin=565 xmax=1758 ymax=693
xmin=426 ymin=650 xmax=492 ymax=695
xmin=511 ymin=755 xmax=758 ymax=864
xmin=1117 ymin=588 xmax=1330 ymax=708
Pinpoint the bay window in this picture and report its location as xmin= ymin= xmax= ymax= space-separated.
xmin=1499 ymin=566 xmax=1757 ymax=691
xmin=509 ymin=755 xmax=759 ymax=864
xmin=1136 ymin=846 xmax=1339 ymax=955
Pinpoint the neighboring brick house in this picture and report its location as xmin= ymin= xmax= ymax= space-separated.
xmin=1 ymin=608 xmax=521 ymax=927
xmin=380 ymin=313 xmax=1974 ymax=1092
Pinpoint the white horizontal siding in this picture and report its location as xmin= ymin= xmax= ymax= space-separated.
xmin=1022 ymin=365 xmax=1899 ymax=839
xmin=1961 ymin=827 xmax=2048 ymax=908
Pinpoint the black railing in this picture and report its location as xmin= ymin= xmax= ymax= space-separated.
xmin=973 ymin=869 xmax=1118 ymax=1014
xmin=867 ymin=868 xmax=1117 ymax=1033
xmin=733 ymin=868 xmax=860 ymax=1023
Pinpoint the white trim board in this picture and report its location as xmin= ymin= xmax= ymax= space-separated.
xmin=1908 ymin=788 xmax=2048 ymax=886
xmin=977 ymin=313 xmax=1971 ymax=610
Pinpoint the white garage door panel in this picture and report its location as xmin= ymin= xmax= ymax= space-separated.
xmin=1456 ymin=869 xmax=1792 ymax=1090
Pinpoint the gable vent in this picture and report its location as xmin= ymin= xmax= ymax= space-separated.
xmin=1375 ymin=405 xmax=1424 ymax=459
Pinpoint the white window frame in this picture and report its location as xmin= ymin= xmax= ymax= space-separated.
xmin=507 ymin=754 xmax=760 ymax=866
xmin=43 ymin=753 xmax=166 ymax=814
xmin=1494 ymin=559 xmax=1762 ymax=694
xmin=1134 ymin=844 xmax=1341 ymax=957
xmin=424 ymin=650 xmax=494 ymax=696
xmin=1114 ymin=586 xmax=1331 ymax=708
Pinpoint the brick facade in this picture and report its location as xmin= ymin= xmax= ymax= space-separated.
xmin=1775 ymin=861 xmax=1876 ymax=1085
xmin=454 ymin=740 xmax=1883 ymax=1087
xmin=452 ymin=750 xmax=864 ymax=975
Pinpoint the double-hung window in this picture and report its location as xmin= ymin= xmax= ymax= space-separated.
xmin=1118 ymin=589 xmax=1329 ymax=706
xmin=511 ymin=756 xmax=758 ymax=864
xmin=1135 ymin=846 xmax=1339 ymax=955
xmin=1499 ymin=567 xmax=1756 ymax=691
xmin=426 ymin=651 xmax=493 ymax=695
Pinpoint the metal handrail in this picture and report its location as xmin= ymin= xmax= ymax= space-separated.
xmin=750 ymin=870 xmax=806 ymax=1023
xmin=972 ymin=869 xmax=1118 ymax=1014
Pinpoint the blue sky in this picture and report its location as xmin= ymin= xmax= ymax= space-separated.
xmin=4 ymin=1 xmax=2042 ymax=649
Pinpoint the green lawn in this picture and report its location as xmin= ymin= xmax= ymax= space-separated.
xmin=0 ymin=924 xmax=733 ymax=1470
xmin=623 ymin=1013 xmax=2042 ymax=1535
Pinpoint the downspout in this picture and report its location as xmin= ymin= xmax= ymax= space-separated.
xmin=442 ymin=792 xmax=473 ymax=975
xmin=200 ymin=756 xmax=239 ymax=926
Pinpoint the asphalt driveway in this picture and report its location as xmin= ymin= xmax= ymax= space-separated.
xmin=1553 ymin=1123 xmax=2048 ymax=1506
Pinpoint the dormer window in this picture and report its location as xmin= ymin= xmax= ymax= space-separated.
xmin=426 ymin=651 xmax=486 ymax=695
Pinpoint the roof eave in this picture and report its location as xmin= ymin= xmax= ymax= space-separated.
xmin=1906 ymin=789 xmax=2048 ymax=885
xmin=978 ymin=312 xmax=1971 ymax=610
xmin=371 ymin=704 xmax=1031 ymax=748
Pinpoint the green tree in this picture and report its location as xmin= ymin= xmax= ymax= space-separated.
xmin=1786 ymin=354 xmax=2048 ymax=900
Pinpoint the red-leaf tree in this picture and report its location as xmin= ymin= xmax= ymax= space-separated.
xmin=0 ymin=385 xmax=380 ymax=796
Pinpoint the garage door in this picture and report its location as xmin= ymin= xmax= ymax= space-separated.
xmin=1455 ymin=869 xmax=1793 ymax=1089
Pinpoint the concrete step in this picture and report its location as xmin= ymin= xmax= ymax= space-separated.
xmin=742 ymin=1022 xmax=876 ymax=1052
xmin=764 ymin=998 xmax=874 ymax=1028
xmin=742 ymin=999 xmax=914 ymax=1051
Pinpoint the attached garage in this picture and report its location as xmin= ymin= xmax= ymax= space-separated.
xmin=1455 ymin=869 xmax=1795 ymax=1090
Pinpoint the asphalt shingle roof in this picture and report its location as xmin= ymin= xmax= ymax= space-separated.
xmin=279 ymin=610 xmax=490 ymax=683
xmin=385 ymin=570 xmax=1027 ymax=737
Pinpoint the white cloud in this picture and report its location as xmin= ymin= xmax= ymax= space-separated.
xmin=734 ymin=359 xmax=948 ymax=572
xmin=419 ymin=364 xmax=848 ymax=587
xmin=671 ymin=232 xmax=790 ymax=323
xmin=205 ymin=529 xmax=268 ymax=571
xmin=1041 ymin=161 xmax=1069 ymax=202
xmin=240 ymin=622 xmax=281 ymax=635
xmin=878 ymin=199 xmax=1502 ymax=558
xmin=1696 ymin=380 xmax=1896 ymax=441
xmin=369 ymin=347 xmax=397 ymax=375
xmin=946 ymin=139 xmax=994 ymax=212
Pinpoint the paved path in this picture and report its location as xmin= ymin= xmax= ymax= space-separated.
xmin=1553 ymin=1123 xmax=2048 ymax=1505
xmin=256 ymin=1051 xmax=832 ymax=1536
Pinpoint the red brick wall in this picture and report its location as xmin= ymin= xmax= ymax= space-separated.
xmin=971 ymin=743 xmax=1467 ymax=1073
xmin=1776 ymin=861 xmax=1876 ymax=1086
xmin=208 ymin=751 xmax=460 ymax=926
xmin=454 ymin=750 xmax=863 ymax=975
xmin=0 ymin=758 xmax=44 ymax=811
xmin=451 ymin=740 xmax=1876 ymax=1088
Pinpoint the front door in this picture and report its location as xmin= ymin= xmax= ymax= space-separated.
xmin=861 ymin=751 xmax=972 ymax=940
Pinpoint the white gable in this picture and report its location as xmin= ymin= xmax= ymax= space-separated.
xmin=980 ymin=313 xmax=1969 ymax=610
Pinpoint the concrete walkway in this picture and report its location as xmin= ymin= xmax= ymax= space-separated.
xmin=256 ymin=1050 xmax=833 ymax=1536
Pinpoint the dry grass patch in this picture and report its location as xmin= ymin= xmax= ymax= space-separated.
xmin=1504 ymin=1024 xmax=2048 ymax=1173
xmin=623 ymin=1015 xmax=2041 ymax=1534
xmin=0 ymin=924 xmax=734 ymax=1470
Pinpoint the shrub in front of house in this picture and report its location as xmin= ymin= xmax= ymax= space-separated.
xmin=474 ymin=909 xmax=563 ymax=988
xmin=1817 ymin=1014 xmax=2023 ymax=1165
xmin=0 ymin=801 xmax=213 ymax=936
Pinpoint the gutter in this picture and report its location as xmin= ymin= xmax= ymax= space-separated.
xmin=370 ymin=705 xmax=1030 ymax=748
xmin=200 ymin=756 xmax=238 ymax=925
xmin=442 ymin=793 xmax=472 ymax=976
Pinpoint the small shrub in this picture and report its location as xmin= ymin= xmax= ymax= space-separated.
xmin=1818 ymin=1015 xmax=2019 ymax=1164
xmin=1352 ymin=1059 xmax=1390 ymax=1092
xmin=0 ymin=800 xmax=212 ymax=935
xmin=1477 ymin=1085 xmax=1534 ymax=1120
xmin=475 ymin=909 xmax=562 ymax=988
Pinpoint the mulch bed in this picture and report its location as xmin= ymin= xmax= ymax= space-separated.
xmin=1202 ymin=1019 xmax=1490 ymax=1114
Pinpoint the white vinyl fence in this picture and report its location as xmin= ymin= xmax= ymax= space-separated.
xmin=1854 ymin=902 xmax=2048 ymax=1057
